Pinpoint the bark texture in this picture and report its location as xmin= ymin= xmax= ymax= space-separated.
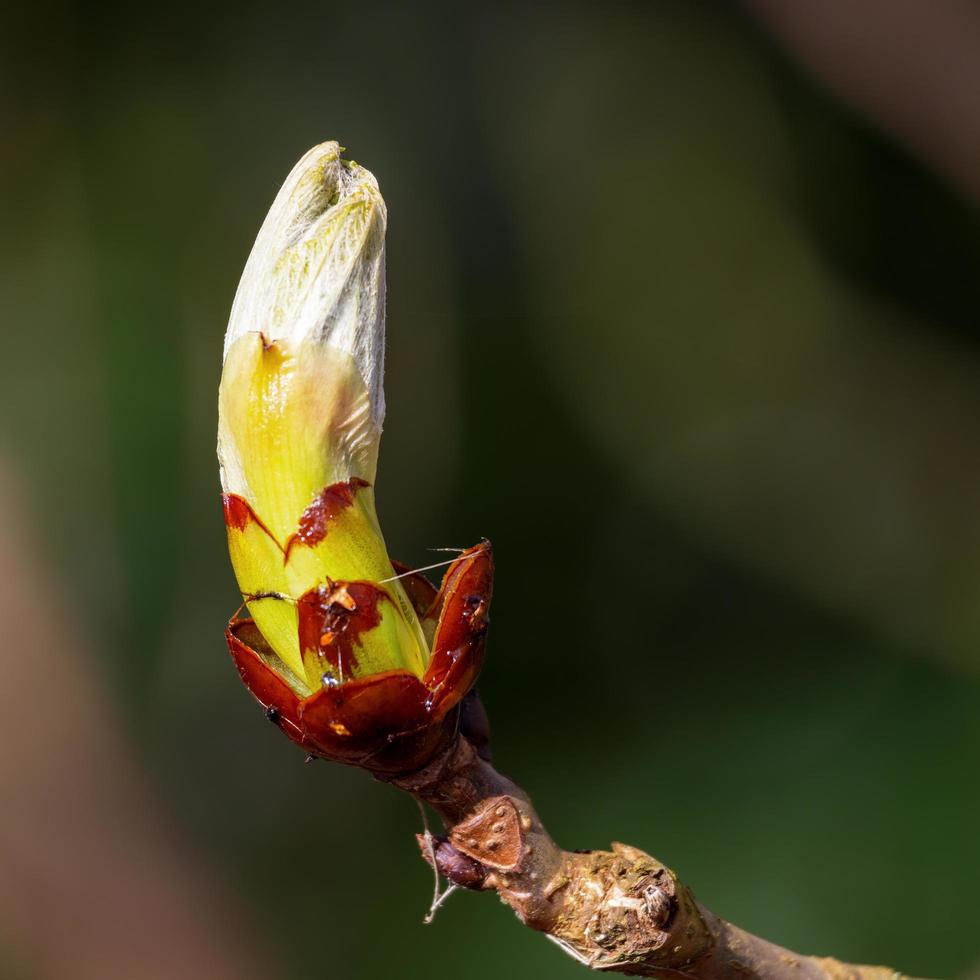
xmin=388 ymin=733 xmax=907 ymax=980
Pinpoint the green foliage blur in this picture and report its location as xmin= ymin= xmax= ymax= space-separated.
xmin=2 ymin=1 xmax=979 ymax=977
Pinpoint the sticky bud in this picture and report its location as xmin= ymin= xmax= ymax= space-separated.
xmin=218 ymin=142 xmax=493 ymax=772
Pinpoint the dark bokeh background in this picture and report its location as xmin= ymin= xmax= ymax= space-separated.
xmin=2 ymin=2 xmax=979 ymax=978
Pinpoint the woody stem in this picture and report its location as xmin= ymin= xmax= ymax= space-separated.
xmin=389 ymin=736 xmax=911 ymax=980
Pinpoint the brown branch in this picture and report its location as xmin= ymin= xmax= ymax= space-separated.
xmin=387 ymin=731 xmax=907 ymax=980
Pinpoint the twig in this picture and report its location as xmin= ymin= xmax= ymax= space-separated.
xmin=387 ymin=734 xmax=911 ymax=980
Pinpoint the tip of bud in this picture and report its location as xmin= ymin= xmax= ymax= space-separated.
xmin=225 ymin=140 xmax=387 ymax=428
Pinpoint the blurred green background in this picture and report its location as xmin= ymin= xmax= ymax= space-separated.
xmin=2 ymin=1 xmax=979 ymax=978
